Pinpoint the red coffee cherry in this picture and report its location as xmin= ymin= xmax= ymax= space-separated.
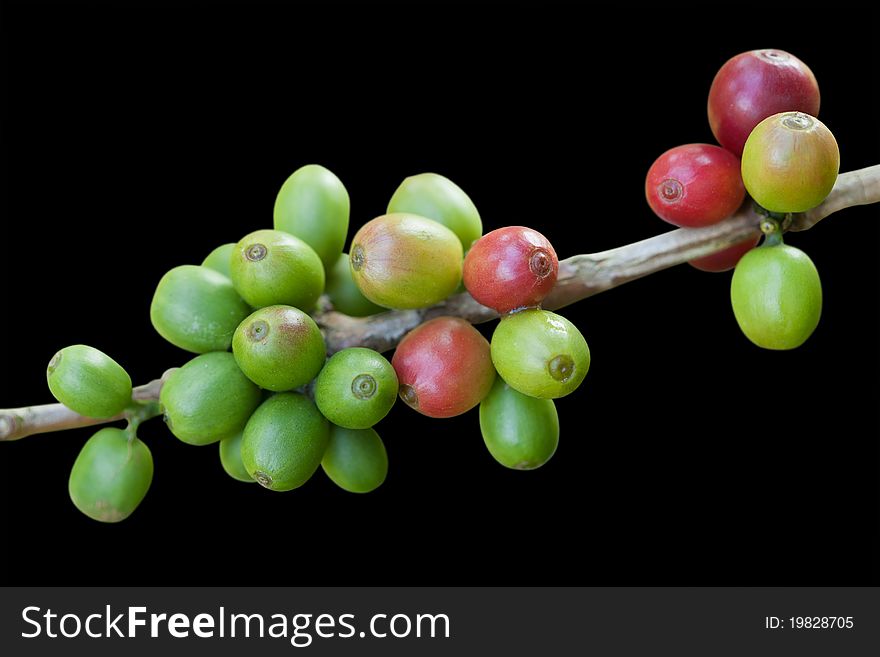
xmin=645 ymin=144 xmax=745 ymax=228
xmin=391 ymin=317 xmax=496 ymax=418
xmin=463 ymin=226 xmax=558 ymax=314
xmin=708 ymin=48 xmax=820 ymax=156
xmin=689 ymin=235 xmax=760 ymax=273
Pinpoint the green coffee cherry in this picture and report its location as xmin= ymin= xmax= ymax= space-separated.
xmin=322 ymin=425 xmax=388 ymax=493
xmin=387 ymin=172 xmax=483 ymax=250
xmin=731 ymin=242 xmax=822 ymax=349
xmin=491 ymin=309 xmax=590 ymax=399
xmin=160 ymin=352 xmax=262 ymax=445
xmin=232 ymin=305 xmax=326 ymax=391
xmin=150 ymin=265 xmax=251 ymax=353
xmin=242 ymin=393 xmax=329 ymax=491
xmin=273 ymin=164 xmax=350 ymax=270
xmin=201 ymin=243 xmax=236 ymax=279
xmin=47 ymin=345 xmax=132 ymax=419
xmin=314 ymin=348 xmax=397 ymax=429
xmin=219 ymin=431 xmax=255 ymax=483
xmin=69 ymin=427 xmax=153 ymax=522
xmin=479 ymin=378 xmax=559 ymax=470
xmin=230 ymin=229 xmax=325 ymax=310
xmin=325 ymin=253 xmax=385 ymax=317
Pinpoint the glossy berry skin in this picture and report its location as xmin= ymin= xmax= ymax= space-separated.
xmin=159 ymin=352 xmax=262 ymax=446
xmin=391 ymin=317 xmax=496 ymax=418
xmin=689 ymin=235 xmax=760 ymax=273
xmin=47 ymin=345 xmax=132 ymax=419
xmin=241 ymin=393 xmax=329 ymax=491
xmin=645 ymin=144 xmax=745 ymax=227
xmin=708 ymin=49 xmax=820 ymax=156
xmin=201 ymin=243 xmax=235 ymax=279
xmin=463 ymin=226 xmax=558 ymax=313
xmin=730 ymin=243 xmax=822 ymax=350
xmin=315 ymin=348 xmax=398 ymax=429
xmin=321 ymin=425 xmax=388 ymax=494
xmin=350 ymin=213 xmax=463 ymax=310
xmin=741 ymin=112 xmax=839 ymax=213
xmin=69 ymin=428 xmax=153 ymax=522
xmin=150 ymin=265 xmax=251 ymax=353
xmin=219 ymin=432 xmax=255 ymax=483
xmin=479 ymin=378 xmax=559 ymax=470
xmin=273 ymin=164 xmax=350 ymax=270
xmin=231 ymin=229 xmax=325 ymax=311
xmin=491 ymin=309 xmax=589 ymax=399
xmin=232 ymin=305 xmax=326 ymax=391
xmin=387 ymin=172 xmax=483 ymax=250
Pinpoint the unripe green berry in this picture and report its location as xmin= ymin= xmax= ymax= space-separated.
xmin=231 ymin=229 xmax=324 ymax=310
xmin=47 ymin=345 xmax=132 ymax=419
xmin=69 ymin=428 xmax=153 ymax=523
xmin=242 ymin=393 xmax=329 ymax=492
xmin=491 ymin=309 xmax=590 ymax=399
xmin=160 ymin=352 xmax=262 ymax=446
xmin=219 ymin=432 xmax=255 ymax=483
xmin=322 ymin=425 xmax=388 ymax=493
xmin=232 ymin=305 xmax=326 ymax=391
xmin=479 ymin=378 xmax=559 ymax=470
xmin=315 ymin=348 xmax=397 ymax=429
xmin=150 ymin=265 xmax=251 ymax=353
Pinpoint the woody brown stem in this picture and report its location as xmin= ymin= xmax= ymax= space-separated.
xmin=2 ymin=165 xmax=877 ymax=442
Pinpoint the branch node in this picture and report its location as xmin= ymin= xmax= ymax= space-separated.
xmin=0 ymin=414 xmax=20 ymax=441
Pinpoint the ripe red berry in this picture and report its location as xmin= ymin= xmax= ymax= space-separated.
xmin=688 ymin=235 xmax=760 ymax=273
xmin=708 ymin=49 xmax=820 ymax=156
xmin=391 ymin=317 xmax=496 ymax=418
xmin=645 ymin=144 xmax=745 ymax=228
xmin=463 ymin=226 xmax=558 ymax=314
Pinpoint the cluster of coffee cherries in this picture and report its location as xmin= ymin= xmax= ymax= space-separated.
xmin=46 ymin=163 xmax=587 ymax=522
xmin=645 ymin=48 xmax=838 ymax=349
xmin=42 ymin=48 xmax=842 ymax=523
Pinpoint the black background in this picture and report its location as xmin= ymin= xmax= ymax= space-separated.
xmin=1 ymin=2 xmax=878 ymax=586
